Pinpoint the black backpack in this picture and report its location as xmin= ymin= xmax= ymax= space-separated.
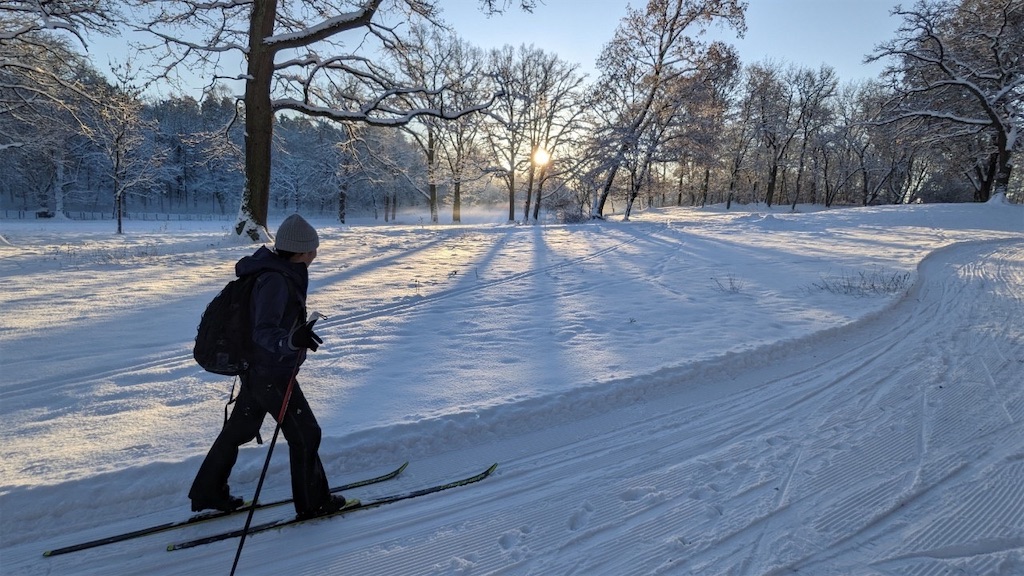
xmin=193 ymin=272 xmax=264 ymax=375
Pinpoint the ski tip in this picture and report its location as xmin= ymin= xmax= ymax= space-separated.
xmin=485 ymin=463 xmax=499 ymax=475
xmin=166 ymin=544 xmax=175 ymax=552
xmin=397 ymin=461 xmax=410 ymax=474
xmin=42 ymin=550 xmax=53 ymax=557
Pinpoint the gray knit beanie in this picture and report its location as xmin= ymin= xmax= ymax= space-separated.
xmin=275 ymin=214 xmax=319 ymax=253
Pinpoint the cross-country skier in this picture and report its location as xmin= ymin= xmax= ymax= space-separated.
xmin=189 ymin=213 xmax=346 ymax=520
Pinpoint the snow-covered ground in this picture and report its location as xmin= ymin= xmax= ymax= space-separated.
xmin=1 ymin=200 xmax=1022 ymax=575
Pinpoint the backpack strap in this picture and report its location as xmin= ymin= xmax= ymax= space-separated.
xmin=223 ymin=376 xmax=264 ymax=445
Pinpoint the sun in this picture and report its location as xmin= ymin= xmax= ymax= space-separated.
xmin=533 ymin=147 xmax=551 ymax=167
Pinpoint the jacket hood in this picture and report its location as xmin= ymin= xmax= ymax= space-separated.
xmin=235 ymin=246 xmax=308 ymax=288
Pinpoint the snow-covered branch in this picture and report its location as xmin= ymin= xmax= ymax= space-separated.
xmin=0 ymin=0 xmax=121 ymax=46
xmin=273 ymin=91 xmax=498 ymax=127
xmin=869 ymin=0 xmax=1022 ymax=200
xmin=264 ymin=3 xmax=379 ymax=51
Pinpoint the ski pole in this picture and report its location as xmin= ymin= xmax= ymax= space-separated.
xmin=229 ymin=351 xmax=302 ymax=576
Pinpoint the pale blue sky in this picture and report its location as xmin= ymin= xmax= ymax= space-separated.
xmin=86 ymin=0 xmax=901 ymax=96
xmin=443 ymin=0 xmax=902 ymax=82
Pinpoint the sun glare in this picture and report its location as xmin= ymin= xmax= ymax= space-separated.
xmin=533 ymin=147 xmax=551 ymax=167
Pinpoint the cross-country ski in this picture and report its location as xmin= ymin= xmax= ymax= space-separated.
xmin=41 ymin=462 xmax=407 ymax=557
xmin=169 ymin=463 xmax=498 ymax=551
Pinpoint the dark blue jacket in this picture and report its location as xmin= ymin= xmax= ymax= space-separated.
xmin=235 ymin=246 xmax=309 ymax=372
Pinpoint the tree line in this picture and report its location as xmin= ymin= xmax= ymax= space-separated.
xmin=1 ymin=0 xmax=1020 ymax=235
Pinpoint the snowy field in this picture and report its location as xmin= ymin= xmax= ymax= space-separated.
xmin=1 ymin=200 xmax=1022 ymax=575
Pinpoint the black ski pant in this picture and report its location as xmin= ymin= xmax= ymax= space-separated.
xmin=189 ymin=366 xmax=331 ymax=515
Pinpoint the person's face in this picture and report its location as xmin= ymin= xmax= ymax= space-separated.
xmin=291 ymin=249 xmax=317 ymax=267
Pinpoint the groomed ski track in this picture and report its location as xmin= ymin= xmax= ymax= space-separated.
xmin=36 ymin=239 xmax=1018 ymax=575
xmin=273 ymin=240 xmax=1024 ymax=574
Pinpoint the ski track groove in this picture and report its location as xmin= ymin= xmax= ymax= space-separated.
xmin=902 ymin=460 xmax=1024 ymax=556
xmin=978 ymin=352 xmax=1017 ymax=426
xmin=775 ymin=456 xmax=979 ymax=576
xmin=765 ymin=241 xmax=1024 ymax=576
xmin=524 ymin=241 xmax=1024 ymax=576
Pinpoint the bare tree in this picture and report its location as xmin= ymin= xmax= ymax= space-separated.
xmin=721 ymin=70 xmax=758 ymax=208
xmin=745 ymin=61 xmax=799 ymax=208
xmin=818 ymin=81 xmax=870 ymax=207
xmin=589 ymin=0 xmax=745 ymax=219
xmin=432 ymin=38 xmax=490 ymax=223
xmin=392 ymin=25 xmax=491 ymax=223
xmin=0 ymin=35 xmax=99 ymax=214
xmin=128 ymin=0 xmax=526 ymax=240
xmin=483 ymin=45 xmax=590 ymax=223
xmin=80 ymin=62 xmax=166 ymax=233
xmin=658 ymin=47 xmax=738 ymax=209
xmin=1 ymin=1 xmax=121 ymax=144
xmin=485 ymin=44 xmax=533 ymax=222
xmin=788 ymin=65 xmax=837 ymax=209
xmin=869 ymin=0 xmax=1023 ymax=201
xmin=338 ymin=122 xmax=424 ymax=222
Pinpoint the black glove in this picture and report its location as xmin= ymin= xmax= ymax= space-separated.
xmin=289 ymin=318 xmax=323 ymax=352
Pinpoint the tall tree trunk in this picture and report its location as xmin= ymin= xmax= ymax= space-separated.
xmin=989 ymin=129 xmax=1012 ymax=201
xmin=238 ymin=0 xmax=277 ymax=240
xmin=531 ymin=167 xmax=546 ymax=221
xmin=765 ymin=164 xmax=778 ymax=207
xmin=53 ymin=147 xmax=66 ymax=217
xmin=506 ymin=171 xmax=516 ymax=223
xmin=699 ymin=168 xmax=710 ymax=208
xmin=593 ymin=159 xmax=621 ymax=218
xmin=623 ymin=169 xmax=640 ymax=221
xmin=793 ymin=147 xmax=807 ymax=210
xmin=427 ymin=129 xmax=438 ymax=223
xmin=976 ymin=151 xmax=1001 ymax=202
xmin=676 ymin=168 xmax=684 ymax=206
xmin=114 ymin=141 xmax=124 ymax=233
xmin=115 ymin=190 xmax=123 ymax=234
xmin=337 ymin=183 xmax=347 ymax=223
xmin=522 ymin=164 xmax=535 ymax=222
xmin=623 ymin=189 xmax=638 ymax=221
xmin=452 ymin=181 xmax=461 ymax=223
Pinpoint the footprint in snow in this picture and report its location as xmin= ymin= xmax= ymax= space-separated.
xmin=621 ymin=486 xmax=662 ymax=503
xmin=498 ymin=525 xmax=532 ymax=550
xmin=439 ymin=554 xmax=478 ymax=575
xmin=688 ymin=484 xmax=721 ymax=500
xmin=498 ymin=526 xmax=532 ymax=561
xmin=568 ymin=502 xmax=595 ymax=531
